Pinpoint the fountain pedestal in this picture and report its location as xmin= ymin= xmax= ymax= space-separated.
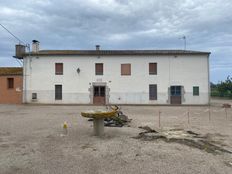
xmin=93 ymin=118 xmax=104 ymax=136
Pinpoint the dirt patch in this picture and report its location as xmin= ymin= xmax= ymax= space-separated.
xmin=134 ymin=127 xmax=232 ymax=155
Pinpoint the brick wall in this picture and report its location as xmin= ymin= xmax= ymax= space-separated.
xmin=0 ymin=75 xmax=23 ymax=104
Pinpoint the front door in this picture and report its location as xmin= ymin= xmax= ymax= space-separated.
xmin=170 ymin=86 xmax=182 ymax=105
xmin=93 ymin=86 xmax=105 ymax=105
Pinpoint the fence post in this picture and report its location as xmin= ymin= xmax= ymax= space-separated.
xmin=208 ymin=106 xmax=211 ymax=122
xmin=158 ymin=111 xmax=161 ymax=128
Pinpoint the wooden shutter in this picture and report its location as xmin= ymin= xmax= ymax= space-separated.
xmin=7 ymin=78 xmax=14 ymax=89
xmin=149 ymin=63 xmax=157 ymax=75
xmin=55 ymin=63 xmax=63 ymax=75
xmin=55 ymin=85 xmax=62 ymax=100
xmin=121 ymin=64 xmax=131 ymax=75
xmin=149 ymin=84 xmax=157 ymax=100
xmin=95 ymin=63 xmax=103 ymax=75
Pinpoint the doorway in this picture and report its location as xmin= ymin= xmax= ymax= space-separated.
xmin=93 ymin=86 xmax=105 ymax=105
xmin=170 ymin=86 xmax=182 ymax=105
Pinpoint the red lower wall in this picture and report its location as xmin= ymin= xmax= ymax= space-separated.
xmin=0 ymin=76 xmax=22 ymax=104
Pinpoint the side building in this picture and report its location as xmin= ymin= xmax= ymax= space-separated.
xmin=17 ymin=41 xmax=210 ymax=105
xmin=0 ymin=67 xmax=23 ymax=104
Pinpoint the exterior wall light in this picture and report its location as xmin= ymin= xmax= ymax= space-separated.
xmin=77 ymin=68 xmax=80 ymax=74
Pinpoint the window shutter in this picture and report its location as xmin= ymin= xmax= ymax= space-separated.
xmin=121 ymin=64 xmax=131 ymax=75
xmin=193 ymin=86 xmax=199 ymax=96
xmin=55 ymin=63 xmax=63 ymax=75
xmin=149 ymin=63 xmax=157 ymax=75
xmin=95 ymin=63 xmax=103 ymax=75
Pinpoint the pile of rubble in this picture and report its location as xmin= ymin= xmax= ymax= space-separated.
xmin=134 ymin=126 xmax=232 ymax=155
xmin=222 ymin=103 xmax=231 ymax=108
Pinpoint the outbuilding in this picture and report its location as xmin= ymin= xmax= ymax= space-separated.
xmin=0 ymin=67 xmax=23 ymax=104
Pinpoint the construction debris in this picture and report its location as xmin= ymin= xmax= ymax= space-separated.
xmin=88 ymin=105 xmax=131 ymax=127
xmin=222 ymin=103 xmax=231 ymax=108
xmin=135 ymin=126 xmax=232 ymax=155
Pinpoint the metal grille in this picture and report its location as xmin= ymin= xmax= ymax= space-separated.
xmin=55 ymin=85 xmax=62 ymax=100
xmin=149 ymin=84 xmax=157 ymax=100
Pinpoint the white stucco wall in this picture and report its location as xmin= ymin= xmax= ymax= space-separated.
xmin=23 ymin=54 xmax=209 ymax=105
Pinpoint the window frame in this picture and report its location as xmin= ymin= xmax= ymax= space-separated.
xmin=121 ymin=63 xmax=131 ymax=76
xmin=149 ymin=63 xmax=157 ymax=75
xmin=7 ymin=78 xmax=14 ymax=89
xmin=149 ymin=84 xmax=157 ymax=100
xmin=55 ymin=63 xmax=63 ymax=75
xmin=193 ymin=86 xmax=199 ymax=96
xmin=95 ymin=63 xmax=103 ymax=75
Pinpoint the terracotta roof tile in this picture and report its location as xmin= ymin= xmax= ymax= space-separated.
xmin=0 ymin=67 xmax=23 ymax=75
xmin=23 ymin=49 xmax=210 ymax=57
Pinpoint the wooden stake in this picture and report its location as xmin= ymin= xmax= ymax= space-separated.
xmin=208 ymin=106 xmax=211 ymax=122
xmin=158 ymin=111 xmax=161 ymax=128
xmin=187 ymin=108 xmax=190 ymax=124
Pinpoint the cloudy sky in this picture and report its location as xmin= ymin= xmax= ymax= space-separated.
xmin=0 ymin=0 xmax=231 ymax=83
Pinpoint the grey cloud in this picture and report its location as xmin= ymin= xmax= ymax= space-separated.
xmin=0 ymin=0 xmax=231 ymax=82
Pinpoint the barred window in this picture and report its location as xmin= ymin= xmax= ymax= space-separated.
xmin=149 ymin=84 xmax=157 ymax=100
xmin=55 ymin=85 xmax=62 ymax=100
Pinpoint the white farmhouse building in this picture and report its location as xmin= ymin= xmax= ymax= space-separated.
xmin=16 ymin=41 xmax=210 ymax=105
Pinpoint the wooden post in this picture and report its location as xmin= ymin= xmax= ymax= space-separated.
xmin=209 ymin=106 xmax=211 ymax=122
xmin=187 ymin=108 xmax=190 ymax=124
xmin=225 ymin=108 xmax=228 ymax=120
xmin=158 ymin=111 xmax=161 ymax=128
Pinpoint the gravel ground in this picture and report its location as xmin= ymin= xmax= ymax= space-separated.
xmin=0 ymin=99 xmax=231 ymax=174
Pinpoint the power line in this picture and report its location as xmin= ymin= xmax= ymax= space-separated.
xmin=0 ymin=23 xmax=26 ymax=45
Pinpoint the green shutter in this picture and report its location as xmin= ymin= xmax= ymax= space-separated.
xmin=193 ymin=86 xmax=199 ymax=96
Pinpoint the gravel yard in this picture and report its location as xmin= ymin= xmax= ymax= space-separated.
xmin=0 ymin=99 xmax=232 ymax=174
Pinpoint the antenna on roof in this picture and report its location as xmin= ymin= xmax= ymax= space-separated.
xmin=179 ymin=35 xmax=186 ymax=50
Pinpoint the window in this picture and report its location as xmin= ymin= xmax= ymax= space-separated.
xmin=32 ymin=93 xmax=37 ymax=99
xmin=7 ymin=78 xmax=14 ymax=89
xmin=55 ymin=63 xmax=63 ymax=75
xmin=193 ymin=86 xmax=199 ymax=96
xmin=121 ymin=64 xmax=131 ymax=75
xmin=94 ymin=86 xmax=105 ymax=97
xmin=95 ymin=63 xmax=103 ymax=75
xmin=149 ymin=84 xmax=157 ymax=100
xmin=55 ymin=85 xmax=62 ymax=100
xmin=171 ymin=86 xmax=181 ymax=96
xmin=149 ymin=63 xmax=157 ymax=75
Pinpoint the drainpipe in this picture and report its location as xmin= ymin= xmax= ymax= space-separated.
xmin=207 ymin=54 xmax=210 ymax=105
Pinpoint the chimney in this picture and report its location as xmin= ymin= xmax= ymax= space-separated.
xmin=32 ymin=40 xmax=40 ymax=52
xmin=96 ymin=45 xmax=100 ymax=51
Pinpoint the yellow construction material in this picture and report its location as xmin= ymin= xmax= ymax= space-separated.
xmin=81 ymin=110 xmax=117 ymax=119
xmin=63 ymin=121 xmax=68 ymax=129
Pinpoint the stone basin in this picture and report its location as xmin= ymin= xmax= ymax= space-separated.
xmin=81 ymin=110 xmax=117 ymax=136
